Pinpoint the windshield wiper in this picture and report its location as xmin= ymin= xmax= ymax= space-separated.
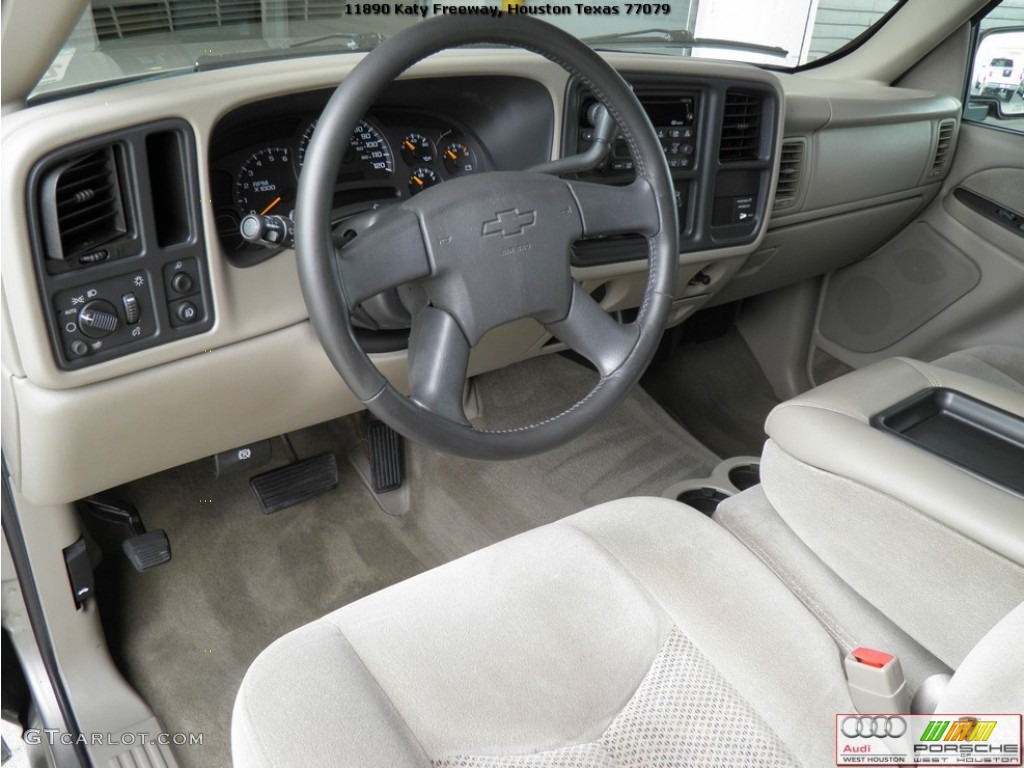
xmin=195 ymin=33 xmax=385 ymax=72
xmin=582 ymin=28 xmax=788 ymax=58
xmin=288 ymin=32 xmax=386 ymax=50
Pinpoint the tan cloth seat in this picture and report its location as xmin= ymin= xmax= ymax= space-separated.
xmin=232 ymin=498 xmax=857 ymax=767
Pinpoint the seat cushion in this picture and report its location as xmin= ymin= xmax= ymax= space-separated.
xmin=931 ymin=345 xmax=1024 ymax=394
xmin=233 ymin=498 xmax=854 ymax=767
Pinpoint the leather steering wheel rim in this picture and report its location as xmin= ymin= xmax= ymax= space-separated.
xmin=296 ymin=15 xmax=678 ymax=460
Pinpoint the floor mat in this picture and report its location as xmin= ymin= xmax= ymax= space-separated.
xmin=98 ymin=354 xmax=717 ymax=768
xmin=642 ymin=328 xmax=780 ymax=458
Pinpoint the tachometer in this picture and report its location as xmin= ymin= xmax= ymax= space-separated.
xmin=299 ymin=118 xmax=393 ymax=181
xmin=235 ymin=147 xmax=296 ymax=216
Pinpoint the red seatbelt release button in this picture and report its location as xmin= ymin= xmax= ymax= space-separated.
xmin=845 ymin=647 xmax=908 ymax=713
xmin=852 ymin=647 xmax=895 ymax=669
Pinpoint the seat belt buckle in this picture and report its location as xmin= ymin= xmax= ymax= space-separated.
xmin=844 ymin=646 xmax=910 ymax=713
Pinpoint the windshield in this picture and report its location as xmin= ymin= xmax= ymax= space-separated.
xmin=32 ymin=0 xmax=901 ymax=99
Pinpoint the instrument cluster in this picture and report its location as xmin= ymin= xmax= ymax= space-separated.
xmin=210 ymin=109 xmax=485 ymax=257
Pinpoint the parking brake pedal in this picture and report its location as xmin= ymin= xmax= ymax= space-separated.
xmin=82 ymin=495 xmax=171 ymax=572
xmin=249 ymin=453 xmax=338 ymax=514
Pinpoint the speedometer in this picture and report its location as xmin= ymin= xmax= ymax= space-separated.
xmin=299 ymin=118 xmax=393 ymax=181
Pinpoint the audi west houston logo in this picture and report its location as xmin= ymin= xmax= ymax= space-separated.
xmin=842 ymin=716 xmax=909 ymax=738
xmin=835 ymin=713 xmax=1022 ymax=765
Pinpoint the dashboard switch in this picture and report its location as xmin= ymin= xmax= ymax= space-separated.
xmin=175 ymin=301 xmax=199 ymax=324
xmin=171 ymin=272 xmax=194 ymax=295
xmin=122 ymin=293 xmax=141 ymax=324
xmin=78 ymin=300 xmax=120 ymax=338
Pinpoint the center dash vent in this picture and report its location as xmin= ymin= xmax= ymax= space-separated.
xmin=720 ymin=90 xmax=761 ymax=162
xmin=927 ymin=119 xmax=956 ymax=179
xmin=39 ymin=145 xmax=129 ymax=264
xmin=774 ymin=138 xmax=806 ymax=211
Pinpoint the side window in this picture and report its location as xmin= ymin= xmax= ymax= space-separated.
xmin=966 ymin=0 xmax=1024 ymax=131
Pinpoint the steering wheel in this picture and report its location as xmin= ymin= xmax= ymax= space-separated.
xmin=296 ymin=15 xmax=678 ymax=460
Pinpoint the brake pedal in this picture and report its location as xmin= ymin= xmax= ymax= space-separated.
xmin=249 ymin=452 xmax=338 ymax=514
xmin=123 ymin=530 xmax=171 ymax=572
xmin=82 ymin=495 xmax=172 ymax=572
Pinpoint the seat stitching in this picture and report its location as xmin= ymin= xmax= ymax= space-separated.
xmin=716 ymin=516 xmax=857 ymax=652
xmin=898 ymin=358 xmax=941 ymax=388
xmin=769 ymin=400 xmax=867 ymax=423
xmin=318 ymin=620 xmax=433 ymax=763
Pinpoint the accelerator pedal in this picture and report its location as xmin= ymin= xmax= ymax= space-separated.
xmin=249 ymin=452 xmax=338 ymax=514
xmin=348 ymin=418 xmax=409 ymax=516
xmin=367 ymin=419 xmax=405 ymax=493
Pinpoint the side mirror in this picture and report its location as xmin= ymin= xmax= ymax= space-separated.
xmin=970 ymin=27 xmax=1024 ymax=123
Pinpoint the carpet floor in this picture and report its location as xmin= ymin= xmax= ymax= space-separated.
xmin=642 ymin=328 xmax=780 ymax=458
xmin=93 ymin=354 xmax=718 ymax=767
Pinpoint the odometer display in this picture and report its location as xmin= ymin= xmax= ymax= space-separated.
xmin=300 ymin=118 xmax=393 ymax=182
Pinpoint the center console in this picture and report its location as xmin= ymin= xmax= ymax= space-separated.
xmin=759 ymin=356 xmax=1024 ymax=667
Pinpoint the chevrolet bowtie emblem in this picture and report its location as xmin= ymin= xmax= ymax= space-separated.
xmin=482 ymin=208 xmax=536 ymax=238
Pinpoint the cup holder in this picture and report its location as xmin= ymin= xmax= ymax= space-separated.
xmin=662 ymin=456 xmax=761 ymax=517
xmin=677 ymin=487 xmax=730 ymax=516
xmin=727 ymin=463 xmax=761 ymax=491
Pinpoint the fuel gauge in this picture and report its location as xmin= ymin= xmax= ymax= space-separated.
xmin=408 ymin=166 xmax=440 ymax=195
xmin=442 ymin=142 xmax=476 ymax=175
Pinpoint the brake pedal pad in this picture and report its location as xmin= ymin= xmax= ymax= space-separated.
xmin=123 ymin=530 xmax=171 ymax=572
xmin=249 ymin=452 xmax=338 ymax=514
xmin=366 ymin=420 xmax=405 ymax=493
xmin=83 ymin=495 xmax=172 ymax=572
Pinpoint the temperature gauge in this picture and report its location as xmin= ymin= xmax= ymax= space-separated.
xmin=442 ymin=142 xmax=476 ymax=175
xmin=408 ymin=166 xmax=440 ymax=195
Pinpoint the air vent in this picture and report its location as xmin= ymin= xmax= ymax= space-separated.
xmin=719 ymin=91 xmax=761 ymax=162
xmin=40 ymin=146 xmax=128 ymax=263
xmin=774 ymin=138 xmax=806 ymax=210
xmin=928 ymin=119 xmax=956 ymax=179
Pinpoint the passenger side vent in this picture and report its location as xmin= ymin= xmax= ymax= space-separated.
xmin=40 ymin=146 xmax=129 ymax=263
xmin=927 ymin=119 xmax=956 ymax=179
xmin=719 ymin=90 xmax=761 ymax=162
xmin=773 ymin=138 xmax=806 ymax=211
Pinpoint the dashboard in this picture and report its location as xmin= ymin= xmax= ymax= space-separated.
xmin=1 ymin=49 xmax=960 ymax=505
